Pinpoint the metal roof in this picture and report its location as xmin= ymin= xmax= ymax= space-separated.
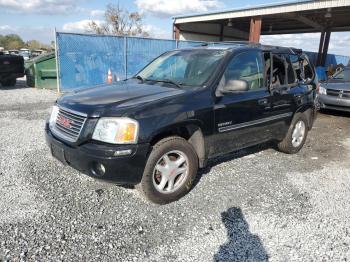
xmin=173 ymin=0 xmax=350 ymax=24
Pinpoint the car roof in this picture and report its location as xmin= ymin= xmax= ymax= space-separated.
xmin=179 ymin=42 xmax=302 ymax=55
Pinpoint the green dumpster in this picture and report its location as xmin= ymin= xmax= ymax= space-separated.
xmin=26 ymin=52 xmax=57 ymax=90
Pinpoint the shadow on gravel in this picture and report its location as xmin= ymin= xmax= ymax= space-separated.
xmin=0 ymin=80 xmax=29 ymax=90
xmin=214 ymin=207 xmax=268 ymax=262
xmin=193 ymin=142 xmax=274 ymax=187
xmin=319 ymin=109 xmax=350 ymax=118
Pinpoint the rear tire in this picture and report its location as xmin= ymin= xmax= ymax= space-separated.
xmin=1 ymin=78 xmax=16 ymax=87
xmin=136 ymin=136 xmax=198 ymax=204
xmin=277 ymin=113 xmax=309 ymax=154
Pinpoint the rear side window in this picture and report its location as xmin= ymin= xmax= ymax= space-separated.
xmin=223 ymin=50 xmax=264 ymax=91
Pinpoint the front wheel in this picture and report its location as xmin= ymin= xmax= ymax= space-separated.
xmin=136 ymin=136 xmax=198 ymax=204
xmin=277 ymin=113 xmax=309 ymax=154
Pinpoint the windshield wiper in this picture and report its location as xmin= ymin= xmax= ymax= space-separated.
xmin=131 ymin=75 xmax=144 ymax=83
xmin=150 ymin=79 xmax=182 ymax=88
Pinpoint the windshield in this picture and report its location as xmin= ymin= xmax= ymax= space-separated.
xmin=332 ymin=68 xmax=350 ymax=81
xmin=137 ymin=49 xmax=228 ymax=87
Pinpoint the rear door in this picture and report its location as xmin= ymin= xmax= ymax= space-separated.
xmin=268 ymin=53 xmax=299 ymax=140
xmin=210 ymin=50 xmax=274 ymax=157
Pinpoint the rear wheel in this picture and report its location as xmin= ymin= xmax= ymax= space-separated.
xmin=277 ymin=113 xmax=308 ymax=154
xmin=1 ymin=78 xmax=16 ymax=87
xmin=136 ymin=136 xmax=198 ymax=204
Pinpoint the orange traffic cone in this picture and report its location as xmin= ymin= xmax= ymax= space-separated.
xmin=107 ymin=69 xmax=113 ymax=84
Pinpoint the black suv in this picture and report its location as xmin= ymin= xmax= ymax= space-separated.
xmin=46 ymin=44 xmax=317 ymax=204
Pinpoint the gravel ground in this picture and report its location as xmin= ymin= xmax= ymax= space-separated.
xmin=0 ymin=82 xmax=350 ymax=261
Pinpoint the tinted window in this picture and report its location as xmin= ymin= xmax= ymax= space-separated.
xmin=223 ymin=51 xmax=264 ymax=91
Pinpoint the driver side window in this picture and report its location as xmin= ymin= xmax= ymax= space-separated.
xmin=223 ymin=51 xmax=264 ymax=91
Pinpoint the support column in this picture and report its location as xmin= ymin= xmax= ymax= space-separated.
xmin=219 ymin=22 xmax=224 ymax=41
xmin=321 ymin=31 xmax=331 ymax=66
xmin=317 ymin=31 xmax=325 ymax=66
xmin=249 ymin=17 xmax=262 ymax=43
xmin=173 ymin=24 xmax=180 ymax=40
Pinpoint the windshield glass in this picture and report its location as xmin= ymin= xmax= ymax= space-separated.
xmin=137 ymin=49 xmax=228 ymax=87
xmin=332 ymin=68 xmax=350 ymax=81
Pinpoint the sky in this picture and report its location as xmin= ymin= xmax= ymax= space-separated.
xmin=0 ymin=0 xmax=349 ymax=56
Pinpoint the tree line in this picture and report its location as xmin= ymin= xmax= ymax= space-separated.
xmin=0 ymin=34 xmax=53 ymax=51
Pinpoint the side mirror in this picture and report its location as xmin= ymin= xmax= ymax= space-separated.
xmin=222 ymin=80 xmax=249 ymax=93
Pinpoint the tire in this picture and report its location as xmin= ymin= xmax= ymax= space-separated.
xmin=136 ymin=136 xmax=198 ymax=204
xmin=277 ymin=113 xmax=309 ymax=154
xmin=1 ymin=78 xmax=16 ymax=87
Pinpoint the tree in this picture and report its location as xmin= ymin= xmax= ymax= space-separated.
xmin=87 ymin=4 xmax=149 ymax=37
xmin=26 ymin=40 xmax=42 ymax=50
xmin=0 ymin=34 xmax=25 ymax=50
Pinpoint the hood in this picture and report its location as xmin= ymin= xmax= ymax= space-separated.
xmin=324 ymin=80 xmax=350 ymax=91
xmin=57 ymin=80 xmax=186 ymax=116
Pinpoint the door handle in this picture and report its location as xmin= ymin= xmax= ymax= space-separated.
xmin=258 ymin=99 xmax=269 ymax=105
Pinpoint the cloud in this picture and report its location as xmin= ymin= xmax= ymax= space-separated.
xmin=135 ymin=0 xmax=223 ymax=18
xmin=62 ymin=20 xmax=103 ymax=33
xmin=142 ymin=24 xmax=171 ymax=39
xmin=261 ymin=32 xmax=350 ymax=56
xmin=0 ymin=25 xmax=53 ymax=44
xmin=90 ymin=9 xmax=105 ymax=17
xmin=0 ymin=0 xmax=84 ymax=15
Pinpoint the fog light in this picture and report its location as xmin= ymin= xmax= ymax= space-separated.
xmin=93 ymin=163 xmax=106 ymax=177
xmin=114 ymin=149 xmax=132 ymax=156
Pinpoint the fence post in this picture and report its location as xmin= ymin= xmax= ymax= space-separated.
xmin=54 ymin=28 xmax=61 ymax=93
xmin=124 ymin=36 xmax=128 ymax=80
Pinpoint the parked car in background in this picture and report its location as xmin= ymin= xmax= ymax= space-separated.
xmin=0 ymin=52 xmax=25 ymax=86
xmin=46 ymin=44 xmax=318 ymax=204
xmin=318 ymin=66 xmax=350 ymax=112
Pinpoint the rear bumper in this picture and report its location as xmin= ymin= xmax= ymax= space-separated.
xmin=45 ymin=123 xmax=150 ymax=185
xmin=318 ymin=94 xmax=350 ymax=112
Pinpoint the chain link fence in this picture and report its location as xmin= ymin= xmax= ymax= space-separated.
xmin=56 ymin=32 xmax=350 ymax=92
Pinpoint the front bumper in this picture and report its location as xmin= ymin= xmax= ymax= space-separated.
xmin=45 ymin=123 xmax=150 ymax=185
xmin=318 ymin=94 xmax=350 ymax=112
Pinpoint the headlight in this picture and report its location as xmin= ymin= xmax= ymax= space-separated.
xmin=49 ymin=105 xmax=59 ymax=129
xmin=319 ymin=86 xmax=327 ymax=95
xmin=92 ymin=117 xmax=139 ymax=144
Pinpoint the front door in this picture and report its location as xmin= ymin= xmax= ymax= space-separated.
xmin=210 ymin=50 xmax=274 ymax=157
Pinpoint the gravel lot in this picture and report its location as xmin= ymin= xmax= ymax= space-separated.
xmin=1 ymin=82 xmax=350 ymax=261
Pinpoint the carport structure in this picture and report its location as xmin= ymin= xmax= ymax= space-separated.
xmin=173 ymin=0 xmax=350 ymax=66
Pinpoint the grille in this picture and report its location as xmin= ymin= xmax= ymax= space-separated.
xmin=53 ymin=107 xmax=87 ymax=142
xmin=327 ymin=89 xmax=350 ymax=98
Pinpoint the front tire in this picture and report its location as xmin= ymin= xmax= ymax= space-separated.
xmin=136 ymin=136 xmax=198 ymax=204
xmin=277 ymin=113 xmax=309 ymax=154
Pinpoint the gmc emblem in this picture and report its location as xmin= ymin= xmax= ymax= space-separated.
xmin=57 ymin=115 xmax=72 ymax=128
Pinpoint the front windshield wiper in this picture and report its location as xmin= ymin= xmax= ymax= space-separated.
xmin=149 ymin=79 xmax=182 ymax=88
xmin=131 ymin=75 xmax=144 ymax=83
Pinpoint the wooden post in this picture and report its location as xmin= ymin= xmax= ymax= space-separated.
xmin=173 ymin=24 xmax=180 ymax=40
xmin=249 ymin=17 xmax=262 ymax=43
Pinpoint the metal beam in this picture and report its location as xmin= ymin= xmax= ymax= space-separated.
xmin=317 ymin=31 xmax=326 ymax=66
xmin=285 ymin=13 xmax=323 ymax=30
xmin=321 ymin=31 xmax=331 ymax=66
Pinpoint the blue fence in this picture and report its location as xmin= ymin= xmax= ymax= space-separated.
xmin=56 ymin=32 xmax=350 ymax=91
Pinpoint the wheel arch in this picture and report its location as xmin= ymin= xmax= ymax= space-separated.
xmin=149 ymin=122 xmax=206 ymax=168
